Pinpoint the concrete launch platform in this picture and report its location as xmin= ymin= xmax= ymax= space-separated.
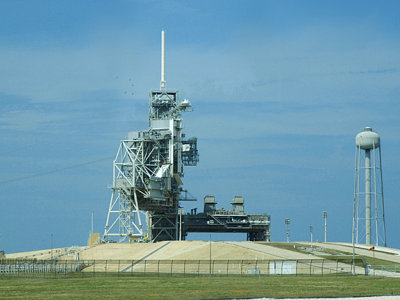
xmin=6 ymin=241 xmax=400 ymax=263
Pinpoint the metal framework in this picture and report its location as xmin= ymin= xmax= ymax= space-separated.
xmin=104 ymin=31 xmax=199 ymax=242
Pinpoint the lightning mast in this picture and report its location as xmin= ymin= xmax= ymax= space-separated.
xmin=103 ymin=30 xmax=199 ymax=242
xmin=161 ymin=30 xmax=166 ymax=90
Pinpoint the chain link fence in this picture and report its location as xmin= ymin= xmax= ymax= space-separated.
xmin=0 ymin=258 xmax=367 ymax=278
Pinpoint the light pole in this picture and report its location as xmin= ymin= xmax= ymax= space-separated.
xmin=309 ymin=226 xmax=313 ymax=243
xmin=285 ymin=218 xmax=290 ymax=242
xmin=91 ymin=210 xmax=94 ymax=234
xmin=51 ymin=233 xmax=54 ymax=259
xmin=323 ymin=211 xmax=327 ymax=243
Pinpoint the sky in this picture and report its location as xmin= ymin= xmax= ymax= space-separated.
xmin=0 ymin=0 xmax=399 ymax=253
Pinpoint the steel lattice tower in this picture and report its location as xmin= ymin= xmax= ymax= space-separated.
xmin=103 ymin=31 xmax=199 ymax=242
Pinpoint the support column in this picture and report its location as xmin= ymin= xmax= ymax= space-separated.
xmin=365 ymin=149 xmax=371 ymax=245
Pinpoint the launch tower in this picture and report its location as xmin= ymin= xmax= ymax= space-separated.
xmin=103 ymin=31 xmax=270 ymax=243
xmin=103 ymin=31 xmax=199 ymax=242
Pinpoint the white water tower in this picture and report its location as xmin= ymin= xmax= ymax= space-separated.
xmin=353 ymin=126 xmax=386 ymax=246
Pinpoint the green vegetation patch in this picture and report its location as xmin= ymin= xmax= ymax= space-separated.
xmin=261 ymin=242 xmax=399 ymax=268
xmin=0 ymin=275 xmax=400 ymax=299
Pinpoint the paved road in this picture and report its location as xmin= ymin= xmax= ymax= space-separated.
xmin=254 ymin=297 xmax=400 ymax=300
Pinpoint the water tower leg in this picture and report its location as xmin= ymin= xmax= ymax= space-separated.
xmin=379 ymin=147 xmax=387 ymax=247
xmin=365 ymin=149 xmax=371 ymax=245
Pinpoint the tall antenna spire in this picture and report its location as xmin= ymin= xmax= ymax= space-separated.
xmin=160 ymin=30 xmax=166 ymax=89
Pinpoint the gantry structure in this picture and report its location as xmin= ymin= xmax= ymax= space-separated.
xmin=103 ymin=31 xmax=270 ymax=243
xmin=104 ymin=31 xmax=199 ymax=242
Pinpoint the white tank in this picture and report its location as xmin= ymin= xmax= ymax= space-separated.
xmin=356 ymin=126 xmax=380 ymax=150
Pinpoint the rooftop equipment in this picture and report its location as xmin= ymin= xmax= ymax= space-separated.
xmin=204 ymin=195 xmax=217 ymax=214
xmin=231 ymin=196 xmax=244 ymax=214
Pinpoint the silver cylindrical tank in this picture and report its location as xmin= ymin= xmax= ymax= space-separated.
xmin=356 ymin=127 xmax=380 ymax=150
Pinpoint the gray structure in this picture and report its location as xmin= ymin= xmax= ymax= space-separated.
xmin=204 ymin=195 xmax=217 ymax=214
xmin=103 ymin=31 xmax=270 ymax=243
xmin=353 ymin=126 xmax=386 ymax=246
xmin=231 ymin=196 xmax=244 ymax=214
xmin=285 ymin=218 xmax=290 ymax=242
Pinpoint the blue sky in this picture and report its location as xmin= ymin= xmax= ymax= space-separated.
xmin=0 ymin=0 xmax=399 ymax=253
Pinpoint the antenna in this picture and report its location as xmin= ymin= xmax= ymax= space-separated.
xmin=160 ymin=30 xmax=166 ymax=89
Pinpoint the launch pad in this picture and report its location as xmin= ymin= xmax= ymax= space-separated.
xmin=103 ymin=31 xmax=270 ymax=243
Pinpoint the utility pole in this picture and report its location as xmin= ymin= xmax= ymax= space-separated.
xmin=309 ymin=226 xmax=313 ymax=243
xmin=323 ymin=211 xmax=327 ymax=243
xmin=285 ymin=218 xmax=290 ymax=242
xmin=51 ymin=233 xmax=54 ymax=259
xmin=91 ymin=210 xmax=94 ymax=234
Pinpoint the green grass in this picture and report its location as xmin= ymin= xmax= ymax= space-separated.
xmin=1 ymin=275 xmax=400 ymax=299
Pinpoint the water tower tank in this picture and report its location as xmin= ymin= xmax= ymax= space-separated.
xmin=356 ymin=127 xmax=380 ymax=150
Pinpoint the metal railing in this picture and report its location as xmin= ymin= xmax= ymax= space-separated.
xmin=0 ymin=258 xmax=366 ymax=278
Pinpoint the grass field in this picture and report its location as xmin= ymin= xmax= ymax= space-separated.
xmin=265 ymin=242 xmax=400 ymax=269
xmin=1 ymin=275 xmax=400 ymax=299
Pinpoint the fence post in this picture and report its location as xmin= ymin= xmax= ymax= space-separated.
xmin=336 ymin=259 xmax=338 ymax=277
xmin=170 ymin=260 xmax=173 ymax=277
xmin=322 ymin=260 xmax=325 ymax=277
xmin=144 ymin=260 xmax=147 ymax=276
xmin=255 ymin=259 xmax=258 ymax=275
xmin=54 ymin=259 xmax=57 ymax=278
xmin=197 ymin=260 xmax=200 ymax=277
xmin=240 ymin=260 xmax=243 ymax=276
xmin=309 ymin=260 xmax=312 ymax=277
xmin=183 ymin=260 xmax=186 ymax=277
xmin=157 ymin=260 xmax=160 ymax=277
